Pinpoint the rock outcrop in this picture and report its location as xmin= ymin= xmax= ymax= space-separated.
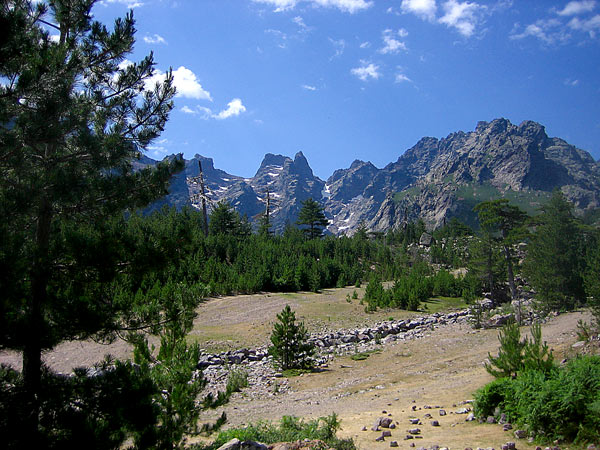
xmin=142 ymin=118 xmax=600 ymax=233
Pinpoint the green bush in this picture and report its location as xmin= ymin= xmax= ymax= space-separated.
xmin=473 ymin=377 xmax=514 ymax=418
xmin=474 ymin=355 xmax=600 ymax=444
xmin=200 ymin=414 xmax=356 ymax=450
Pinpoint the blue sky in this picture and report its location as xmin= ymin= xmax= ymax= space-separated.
xmin=92 ymin=0 xmax=600 ymax=179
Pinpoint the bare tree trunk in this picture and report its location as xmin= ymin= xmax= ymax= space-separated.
xmin=23 ymin=195 xmax=52 ymax=443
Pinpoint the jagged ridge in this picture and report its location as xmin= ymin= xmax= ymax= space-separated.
xmin=143 ymin=118 xmax=600 ymax=233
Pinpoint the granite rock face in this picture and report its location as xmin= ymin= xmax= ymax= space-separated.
xmin=143 ymin=118 xmax=600 ymax=233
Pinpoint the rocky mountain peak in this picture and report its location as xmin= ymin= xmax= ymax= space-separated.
xmin=291 ymin=151 xmax=314 ymax=177
xmin=145 ymin=118 xmax=599 ymax=235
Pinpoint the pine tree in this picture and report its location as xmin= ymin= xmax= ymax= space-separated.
xmin=474 ymin=199 xmax=528 ymax=301
xmin=268 ymin=305 xmax=315 ymax=370
xmin=296 ymin=197 xmax=329 ymax=239
xmin=0 ymin=0 xmax=189 ymax=443
xmin=523 ymin=190 xmax=585 ymax=312
xmin=209 ymin=201 xmax=242 ymax=236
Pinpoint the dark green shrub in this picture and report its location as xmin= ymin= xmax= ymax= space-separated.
xmin=474 ymin=355 xmax=600 ymax=444
xmin=473 ymin=377 xmax=514 ymax=418
xmin=203 ymin=414 xmax=356 ymax=450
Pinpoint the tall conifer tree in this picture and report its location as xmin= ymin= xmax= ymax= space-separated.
xmin=0 ymin=0 xmax=185 ymax=440
xmin=523 ymin=191 xmax=585 ymax=312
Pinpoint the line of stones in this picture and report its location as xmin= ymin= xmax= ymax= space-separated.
xmin=197 ymin=310 xmax=470 ymax=369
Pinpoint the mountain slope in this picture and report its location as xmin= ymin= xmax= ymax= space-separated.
xmin=144 ymin=118 xmax=600 ymax=233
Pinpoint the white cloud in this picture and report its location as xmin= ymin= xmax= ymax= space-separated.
xmin=214 ymin=98 xmax=246 ymax=120
xmin=181 ymin=105 xmax=196 ymax=114
xmin=329 ymin=38 xmax=346 ymax=58
xmin=379 ymin=29 xmax=409 ymax=54
xmin=512 ymin=1 xmax=598 ymax=44
xmin=395 ymin=73 xmax=412 ymax=83
xmin=293 ymin=16 xmax=310 ymax=31
xmin=510 ymin=19 xmax=570 ymax=44
xmin=146 ymin=66 xmax=212 ymax=101
xmin=359 ymin=41 xmax=371 ymax=48
xmin=558 ymin=1 xmax=596 ymax=16
xmin=253 ymin=0 xmax=372 ymax=13
xmin=568 ymin=14 xmax=600 ymax=36
xmin=401 ymin=0 xmax=437 ymax=21
xmin=301 ymin=84 xmax=317 ymax=91
xmin=99 ymin=0 xmax=144 ymax=8
xmin=265 ymin=29 xmax=289 ymax=48
xmin=182 ymin=100 xmax=247 ymax=120
xmin=564 ymin=78 xmax=580 ymax=86
xmin=143 ymin=34 xmax=166 ymax=45
xmin=146 ymin=139 xmax=170 ymax=158
xmin=351 ymin=61 xmax=380 ymax=81
xmin=439 ymin=0 xmax=485 ymax=37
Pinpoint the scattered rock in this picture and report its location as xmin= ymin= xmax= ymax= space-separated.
xmin=372 ymin=417 xmax=383 ymax=431
xmin=216 ymin=439 xmax=268 ymax=450
xmin=456 ymin=407 xmax=470 ymax=414
xmin=407 ymin=428 xmax=421 ymax=435
xmin=217 ymin=439 xmax=242 ymax=450
xmin=486 ymin=416 xmax=496 ymax=424
xmin=466 ymin=413 xmax=475 ymax=422
xmin=431 ymin=420 xmax=440 ymax=427
xmin=503 ymin=423 xmax=513 ymax=431
xmin=380 ymin=417 xmax=393 ymax=428
xmin=409 ymin=418 xmax=421 ymax=425
xmin=390 ymin=441 xmax=399 ymax=448
xmin=439 ymin=409 xmax=447 ymax=416
xmin=361 ymin=426 xmax=367 ymax=431
xmin=514 ymin=430 xmax=527 ymax=439
xmin=382 ymin=430 xmax=392 ymax=438
xmin=376 ymin=435 xmax=385 ymax=442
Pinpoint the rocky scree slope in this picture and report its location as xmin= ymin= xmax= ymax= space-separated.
xmin=141 ymin=118 xmax=600 ymax=233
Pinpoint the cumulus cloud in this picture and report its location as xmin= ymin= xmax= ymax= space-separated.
xmin=558 ymin=1 xmax=596 ymax=16
xmin=146 ymin=66 xmax=212 ymax=101
xmin=253 ymin=0 xmax=372 ymax=13
xmin=143 ymin=34 xmax=166 ymax=44
xmin=185 ymin=100 xmax=247 ymax=120
xmin=351 ymin=61 xmax=380 ymax=81
xmin=439 ymin=0 xmax=485 ymax=37
xmin=214 ymin=99 xmax=247 ymax=119
xmin=379 ymin=28 xmax=408 ymax=54
xmin=401 ymin=0 xmax=485 ymax=37
xmin=401 ymin=0 xmax=437 ymax=21
xmin=568 ymin=14 xmax=600 ymax=36
xmin=512 ymin=0 xmax=598 ymax=44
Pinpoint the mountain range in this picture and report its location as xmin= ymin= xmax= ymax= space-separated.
xmin=140 ymin=118 xmax=600 ymax=234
